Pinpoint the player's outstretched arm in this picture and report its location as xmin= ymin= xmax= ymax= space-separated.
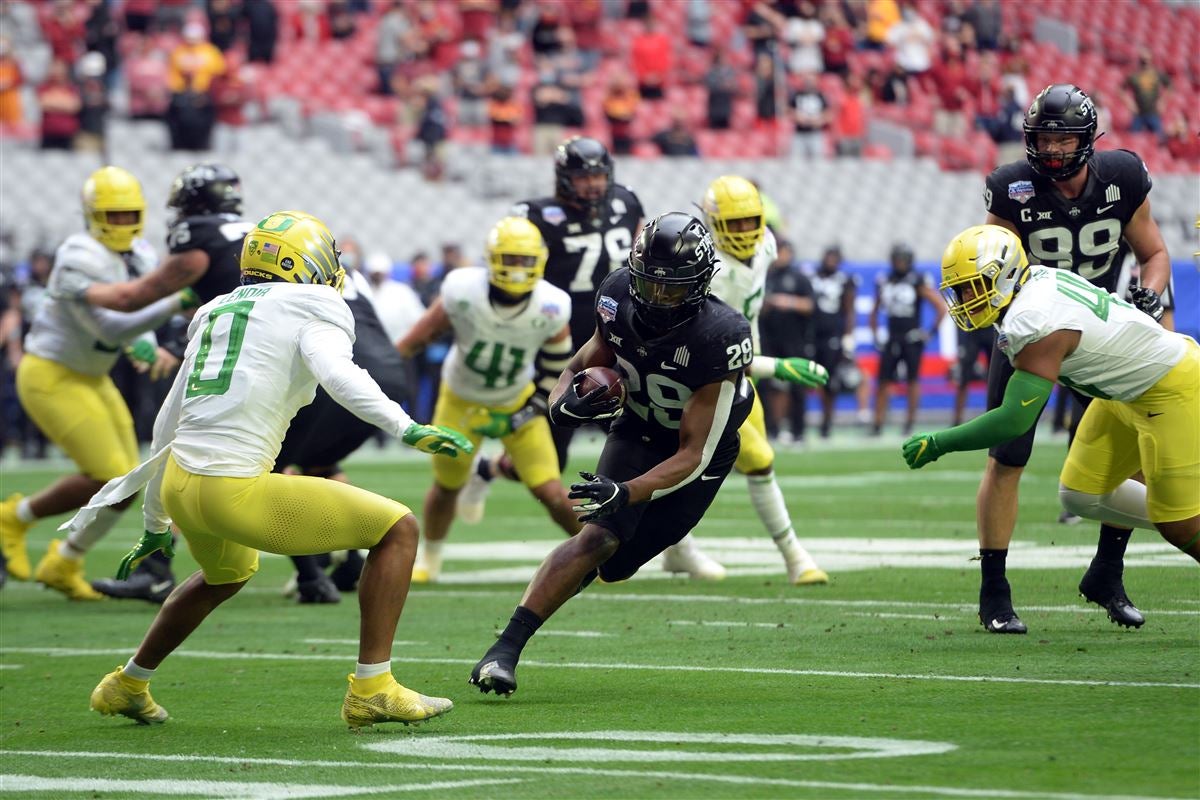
xmin=749 ymin=356 xmax=828 ymax=388
xmin=85 ymin=251 xmax=208 ymax=312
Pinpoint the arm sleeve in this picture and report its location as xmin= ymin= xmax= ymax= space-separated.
xmin=142 ymin=366 xmax=188 ymax=532
xmin=749 ymin=356 xmax=777 ymax=379
xmin=298 ymin=320 xmax=415 ymax=438
xmin=67 ymin=294 xmax=182 ymax=345
xmin=533 ymin=334 xmax=573 ymax=405
xmin=935 ymin=370 xmax=1053 ymax=454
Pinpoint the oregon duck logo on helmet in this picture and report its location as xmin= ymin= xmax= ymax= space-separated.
xmin=486 ymin=216 xmax=548 ymax=297
xmin=940 ymin=224 xmax=1029 ymax=331
xmin=701 ymin=175 xmax=765 ymax=262
xmin=240 ymin=210 xmax=345 ymax=294
xmin=82 ymin=166 xmax=146 ymax=252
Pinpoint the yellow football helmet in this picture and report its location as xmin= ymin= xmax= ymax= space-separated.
xmin=240 ymin=210 xmax=345 ymax=293
xmin=82 ymin=166 xmax=146 ymax=252
xmin=701 ymin=175 xmax=765 ymax=262
xmin=940 ymin=224 xmax=1029 ymax=331
xmin=486 ymin=216 xmax=547 ymax=296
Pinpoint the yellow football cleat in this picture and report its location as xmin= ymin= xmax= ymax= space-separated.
xmin=90 ymin=666 xmax=169 ymax=724
xmin=791 ymin=567 xmax=830 ymax=586
xmin=35 ymin=540 xmax=104 ymax=601
xmin=0 ymin=493 xmax=32 ymax=581
xmin=340 ymin=673 xmax=453 ymax=729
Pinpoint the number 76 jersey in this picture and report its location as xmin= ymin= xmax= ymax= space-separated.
xmin=595 ymin=268 xmax=753 ymax=445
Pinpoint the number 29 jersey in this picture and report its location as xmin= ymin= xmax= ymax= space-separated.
xmin=594 ymin=268 xmax=754 ymax=447
xmin=440 ymin=266 xmax=571 ymax=407
xmin=984 ymin=149 xmax=1151 ymax=293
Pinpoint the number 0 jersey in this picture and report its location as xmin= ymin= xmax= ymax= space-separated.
xmin=984 ymin=149 xmax=1151 ymax=293
xmin=997 ymin=265 xmax=1188 ymax=402
xmin=170 ymin=282 xmax=411 ymax=476
xmin=594 ymin=268 xmax=753 ymax=447
xmin=440 ymin=266 xmax=571 ymax=407
xmin=707 ymin=228 xmax=775 ymax=351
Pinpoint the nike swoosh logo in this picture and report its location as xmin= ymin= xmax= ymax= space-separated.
xmin=913 ymin=439 xmax=928 ymax=463
xmin=699 ymin=474 xmax=721 ymax=481
xmin=1020 ymin=397 xmax=1040 ymax=407
xmin=1097 ymin=204 xmax=1115 ymax=213
xmin=1147 ymin=411 xmax=1164 ymax=418
xmin=660 ymin=362 xmax=677 ymax=370
xmin=150 ymin=580 xmax=173 ymax=594
xmin=989 ymin=618 xmax=1009 ymax=631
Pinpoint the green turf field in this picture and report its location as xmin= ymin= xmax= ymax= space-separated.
xmin=2 ymin=434 xmax=1197 ymax=799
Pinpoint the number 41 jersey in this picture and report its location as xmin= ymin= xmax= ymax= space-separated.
xmin=594 ymin=268 xmax=754 ymax=447
xmin=984 ymin=149 xmax=1150 ymax=293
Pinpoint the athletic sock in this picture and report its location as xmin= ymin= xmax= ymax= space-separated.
xmin=15 ymin=497 xmax=37 ymax=524
xmin=123 ymin=659 xmax=155 ymax=682
xmin=354 ymin=660 xmax=391 ymax=680
xmin=979 ymin=548 xmax=1009 ymax=592
xmin=494 ymin=606 xmax=543 ymax=657
xmin=1093 ymin=525 xmax=1132 ymax=571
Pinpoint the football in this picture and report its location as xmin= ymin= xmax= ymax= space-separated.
xmin=573 ymin=366 xmax=626 ymax=406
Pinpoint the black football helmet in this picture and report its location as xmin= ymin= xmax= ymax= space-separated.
xmin=1023 ymin=84 xmax=1097 ymax=180
xmin=554 ymin=136 xmax=614 ymax=218
xmin=628 ymin=212 xmax=717 ymax=333
xmin=167 ymin=163 xmax=243 ymax=220
xmin=890 ymin=242 xmax=914 ymax=272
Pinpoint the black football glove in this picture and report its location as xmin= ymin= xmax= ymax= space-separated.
xmin=548 ymin=377 xmax=623 ymax=428
xmin=1130 ymin=286 xmax=1164 ymax=322
xmin=567 ymin=471 xmax=630 ymax=522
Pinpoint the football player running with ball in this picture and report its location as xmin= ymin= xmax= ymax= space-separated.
xmin=397 ymin=217 xmax=580 ymax=582
xmin=903 ymin=225 xmax=1197 ymax=570
xmin=67 ymin=212 xmax=472 ymax=729
xmin=969 ymin=84 xmax=1173 ymax=633
xmin=694 ymin=174 xmax=830 ymax=585
xmin=469 ymin=212 xmax=755 ymax=698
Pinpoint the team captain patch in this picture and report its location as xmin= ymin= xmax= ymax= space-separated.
xmin=1007 ymin=180 xmax=1035 ymax=204
xmin=597 ymin=295 xmax=618 ymax=322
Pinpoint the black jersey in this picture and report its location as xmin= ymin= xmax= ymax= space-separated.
xmin=810 ymin=270 xmax=857 ymax=338
xmin=512 ymin=185 xmax=644 ymax=346
xmin=983 ymin=149 xmax=1151 ymax=293
xmin=166 ymin=212 xmax=253 ymax=303
xmin=761 ymin=265 xmax=814 ymax=357
xmin=594 ymin=268 xmax=753 ymax=446
xmin=876 ymin=270 xmax=927 ymax=335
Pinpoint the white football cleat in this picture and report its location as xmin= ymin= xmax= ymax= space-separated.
xmin=661 ymin=535 xmax=726 ymax=580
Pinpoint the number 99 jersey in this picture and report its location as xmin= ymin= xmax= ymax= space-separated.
xmin=511 ymin=184 xmax=644 ymax=350
xmin=594 ymin=268 xmax=753 ymax=446
xmin=983 ymin=149 xmax=1151 ymax=293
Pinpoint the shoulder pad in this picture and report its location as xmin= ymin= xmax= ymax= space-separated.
xmin=441 ymin=266 xmax=486 ymax=303
xmin=303 ymin=286 xmax=355 ymax=338
xmin=52 ymin=234 xmax=116 ymax=283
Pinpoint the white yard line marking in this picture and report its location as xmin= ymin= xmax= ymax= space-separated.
xmin=537 ymin=630 xmax=613 ymax=638
xmin=0 ymin=775 xmax=520 ymax=798
xmin=848 ymin=612 xmax=959 ymax=620
xmin=0 ymin=750 xmax=1186 ymax=800
xmin=0 ymin=664 xmax=23 ymax=670
xmin=668 ymin=620 xmax=791 ymax=628
xmin=303 ymin=639 xmax=425 ymax=646
xmin=425 ymin=588 xmax=1200 ymax=617
xmin=2 ymin=647 xmax=1194 ymax=690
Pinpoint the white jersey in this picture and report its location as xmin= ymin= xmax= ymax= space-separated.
xmin=24 ymin=233 xmax=175 ymax=375
xmin=707 ymin=228 xmax=775 ymax=351
xmin=168 ymin=281 xmax=412 ymax=477
xmin=440 ymin=267 xmax=571 ymax=406
xmin=997 ymin=265 xmax=1189 ymax=402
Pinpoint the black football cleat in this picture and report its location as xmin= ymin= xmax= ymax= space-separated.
xmin=1079 ymin=569 xmax=1145 ymax=629
xmin=469 ymin=653 xmax=517 ymax=697
xmin=92 ymin=559 xmax=175 ymax=604
xmin=979 ymin=584 xmax=1028 ymax=634
xmin=297 ymin=573 xmax=341 ymax=604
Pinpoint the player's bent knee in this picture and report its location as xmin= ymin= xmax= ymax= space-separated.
xmin=377 ymin=513 xmax=419 ymax=552
xmin=1058 ymin=484 xmax=1097 ymax=519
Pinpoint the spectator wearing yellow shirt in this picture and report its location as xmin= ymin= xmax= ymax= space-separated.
xmin=166 ymin=23 xmax=225 ymax=151
xmin=864 ymin=0 xmax=900 ymax=50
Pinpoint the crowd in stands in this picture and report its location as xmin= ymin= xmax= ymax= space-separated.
xmin=0 ymin=0 xmax=1195 ymax=171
